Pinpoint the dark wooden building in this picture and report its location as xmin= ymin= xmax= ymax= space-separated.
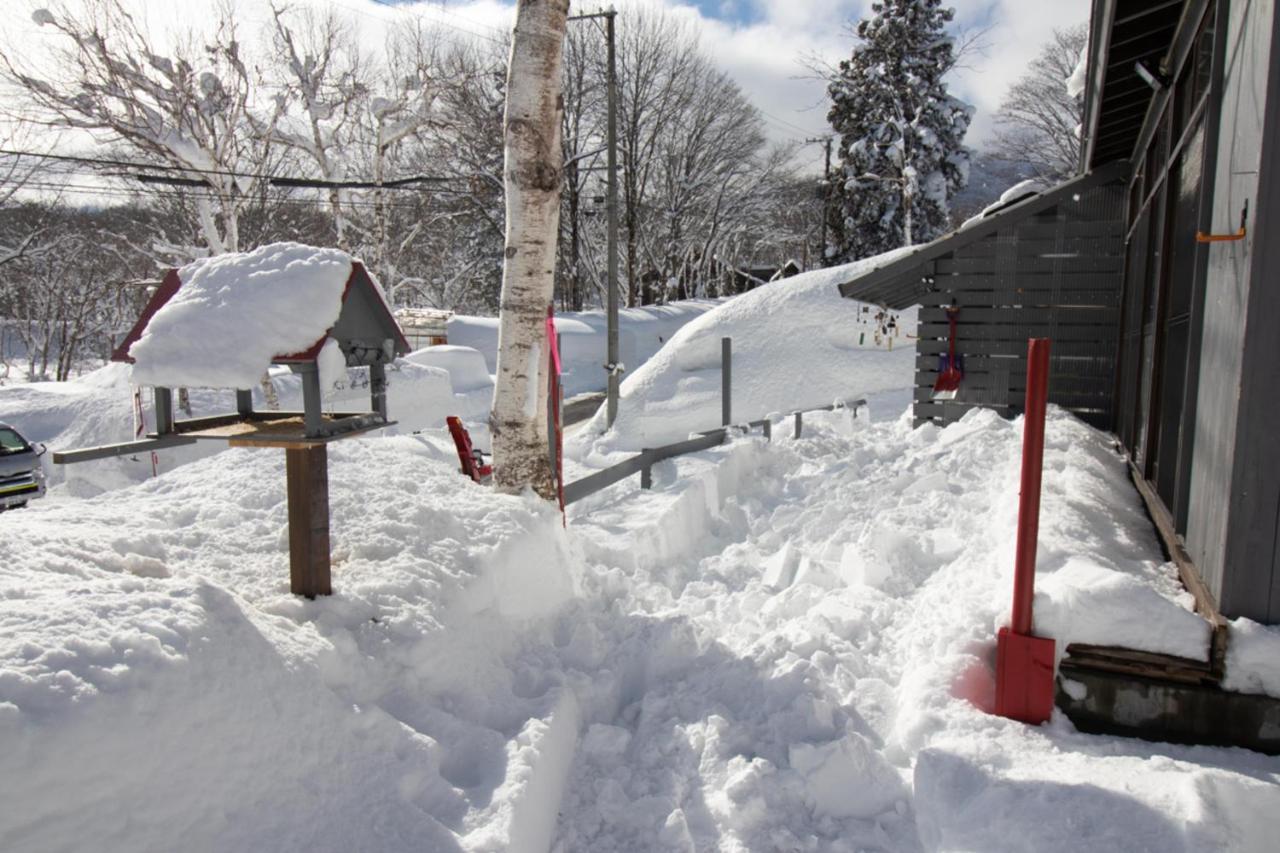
xmin=841 ymin=0 xmax=1280 ymax=634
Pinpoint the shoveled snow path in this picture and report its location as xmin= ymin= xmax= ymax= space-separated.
xmin=555 ymin=406 xmax=1280 ymax=852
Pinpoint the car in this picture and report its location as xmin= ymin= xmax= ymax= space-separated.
xmin=0 ymin=421 xmax=47 ymax=511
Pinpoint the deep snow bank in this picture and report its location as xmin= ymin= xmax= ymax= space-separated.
xmin=569 ymin=250 xmax=918 ymax=452
xmin=558 ymin=404 xmax=1278 ymax=852
xmin=0 ymin=350 xmax=493 ymax=497
xmin=449 ymin=299 xmax=721 ymax=397
xmin=0 ymin=436 xmax=580 ymax=853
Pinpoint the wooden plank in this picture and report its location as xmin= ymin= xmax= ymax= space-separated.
xmin=1128 ymin=463 xmax=1229 ymax=677
xmin=917 ymin=338 xmax=1117 ymax=357
xmin=920 ymin=290 xmax=1123 ymax=309
xmin=184 ymin=414 xmax=385 ymax=445
xmin=1012 ymin=220 xmax=1124 ymax=240
xmin=919 ymin=306 xmax=1120 ymax=324
xmin=915 ymin=354 xmax=1117 ymax=377
xmin=911 ymin=385 xmax=1114 ymax=409
xmin=934 ymin=255 xmax=1125 ymax=275
xmin=914 ymin=400 xmax=1011 ymax=417
xmin=922 ymin=271 xmax=1125 ymax=290
xmin=917 ymin=324 xmax=1118 ymax=344
xmin=913 ymin=373 xmax=1115 ymax=396
xmin=286 ymin=445 xmax=331 ymax=598
xmin=952 ymin=236 xmax=1125 ymax=259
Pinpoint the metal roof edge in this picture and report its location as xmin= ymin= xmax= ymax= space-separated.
xmin=1080 ymin=0 xmax=1118 ymax=172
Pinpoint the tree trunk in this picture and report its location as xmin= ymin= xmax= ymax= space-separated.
xmin=490 ymin=0 xmax=569 ymax=499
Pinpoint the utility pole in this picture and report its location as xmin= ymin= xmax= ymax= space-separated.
xmin=568 ymin=7 xmax=620 ymax=427
xmin=604 ymin=8 xmax=620 ymax=427
xmin=805 ymin=135 xmax=833 ymax=267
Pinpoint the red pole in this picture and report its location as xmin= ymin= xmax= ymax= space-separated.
xmin=1010 ymin=338 xmax=1051 ymax=635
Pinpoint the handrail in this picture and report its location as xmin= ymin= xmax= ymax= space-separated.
xmin=563 ymin=397 xmax=866 ymax=506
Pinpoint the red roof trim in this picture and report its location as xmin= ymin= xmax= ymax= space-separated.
xmin=111 ymin=269 xmax=182 ymax=363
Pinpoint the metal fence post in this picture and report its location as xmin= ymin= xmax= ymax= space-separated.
xmin=721 ymin=337 xmax=732 ymax=427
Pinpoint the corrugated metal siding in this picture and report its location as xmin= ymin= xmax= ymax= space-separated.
xmin=1183 ymin=0 xmax=1276 ymax=619
xmin=1213 ymin=0 xmax=1280 ymax=623
xmin=912 ymin=183 xmax=1127 ymax=429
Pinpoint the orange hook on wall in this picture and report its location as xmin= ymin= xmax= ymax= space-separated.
xmin=1197 ymin=201 xmax=1248 ymax=243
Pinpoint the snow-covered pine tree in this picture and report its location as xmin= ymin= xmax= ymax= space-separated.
xmin=825 ymin=0 xmax=972 ymax=263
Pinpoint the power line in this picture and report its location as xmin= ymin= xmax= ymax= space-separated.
xmin=0 ymin=147 xmax=464 ymax=190
xmin=11 ymin=178 xmax=476 ymax=211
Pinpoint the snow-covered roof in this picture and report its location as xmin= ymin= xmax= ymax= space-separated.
xmin=115 ymin=243 xmax=409 ymax=390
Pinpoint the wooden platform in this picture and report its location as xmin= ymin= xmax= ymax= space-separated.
xmin=177 ymin=412 xmax=391 ymax=448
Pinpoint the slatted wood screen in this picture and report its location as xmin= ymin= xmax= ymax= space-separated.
xmin=914 ymin=183 xmax=1127 ymax=429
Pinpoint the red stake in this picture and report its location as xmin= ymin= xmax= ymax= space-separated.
xmin=995 ymin=338 xmax=1056 ymax=725
xmin=1011 ymin=339 xmax=1051 ymax=635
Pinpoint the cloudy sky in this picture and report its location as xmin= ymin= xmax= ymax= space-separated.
xmin=10 ymin=0 xmax=1091 ymax=175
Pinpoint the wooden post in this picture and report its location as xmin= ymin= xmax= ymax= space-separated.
xmin=154 ymin=387 xmax=175 ymax=434
xmin=794 ymin=412 xmax=803 ymax=439
xmin=721 ymin=337 xmax=732 ymax=427
xmin=286 ymin=445 xmax=331 ymax=598
xmin=369 ymin=363 xmax=388 ymax=421
xmin=300 ymin=365 xmax=323 ymax=438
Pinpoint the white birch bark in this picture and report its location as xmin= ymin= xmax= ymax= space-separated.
xmin=490 ymin=0 xmax=570 ymax=499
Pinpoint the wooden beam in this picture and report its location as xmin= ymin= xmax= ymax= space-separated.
xmin=1127 ymin=462 xmax=1228 ymax=676
xmin=1063 ymin=642 xmax=1216 ymax=686
xmin=286 ymin=445 xmax=331 ymax=598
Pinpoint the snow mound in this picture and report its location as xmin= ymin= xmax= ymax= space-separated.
xmin=1033 ymin=558 xmax=1210 ymax=661
xmin=405 ymin=345 xmax=493 ymax=393
xmin=448 ymin=300 xmax=721 ymax=397
xmin=570 ymin=250 xmax=916 ymax=452
xmin=0 ymin=436 xmax=579 ymax=852
xmin=1224 ymin=618 xmax=1280 ymax=698
xmin=129 ymin=242 xmax=353 ymax=390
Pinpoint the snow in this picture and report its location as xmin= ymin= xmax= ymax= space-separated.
xmin=1224 ymin=618 xmax=1280 ymax=698
xmin=128 ymin=243 xmax=353 ymax=390
xmin=405 ymin=345 xmax=493 ymax=393
xmin=4 ymin=256 xmax=1280 ymax=849
xmin=961 ymin=179 xmax=1050 ymax=229
xmin=448 ymin=300 xmax=721 ymax=397
xmin=1033 ymin=558 xmax=1210 ymax=661
xmin=1066 ymin=44 xmax=1089 ymax=99
xmin=569 ymin=252 xmax=917 ymax=453
xmin=316 ymin=335 xmax=347 ymax=396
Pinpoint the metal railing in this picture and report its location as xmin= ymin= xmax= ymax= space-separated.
xmin=563 ymin=397 xmax=867 ymax=505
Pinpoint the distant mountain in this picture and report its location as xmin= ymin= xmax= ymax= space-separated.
xmin=950 ymin=152 xmax=1038 ymax=225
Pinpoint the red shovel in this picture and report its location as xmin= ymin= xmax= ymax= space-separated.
xmin=932 ymin=305 xmax=964 ymax=400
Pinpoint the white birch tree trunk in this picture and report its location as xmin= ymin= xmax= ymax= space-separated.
xmin=490 ymin=0 xmax=570 ymax=499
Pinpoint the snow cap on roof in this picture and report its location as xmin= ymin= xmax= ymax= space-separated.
xmin=128 ymin=243 xmax=353 ymax=390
